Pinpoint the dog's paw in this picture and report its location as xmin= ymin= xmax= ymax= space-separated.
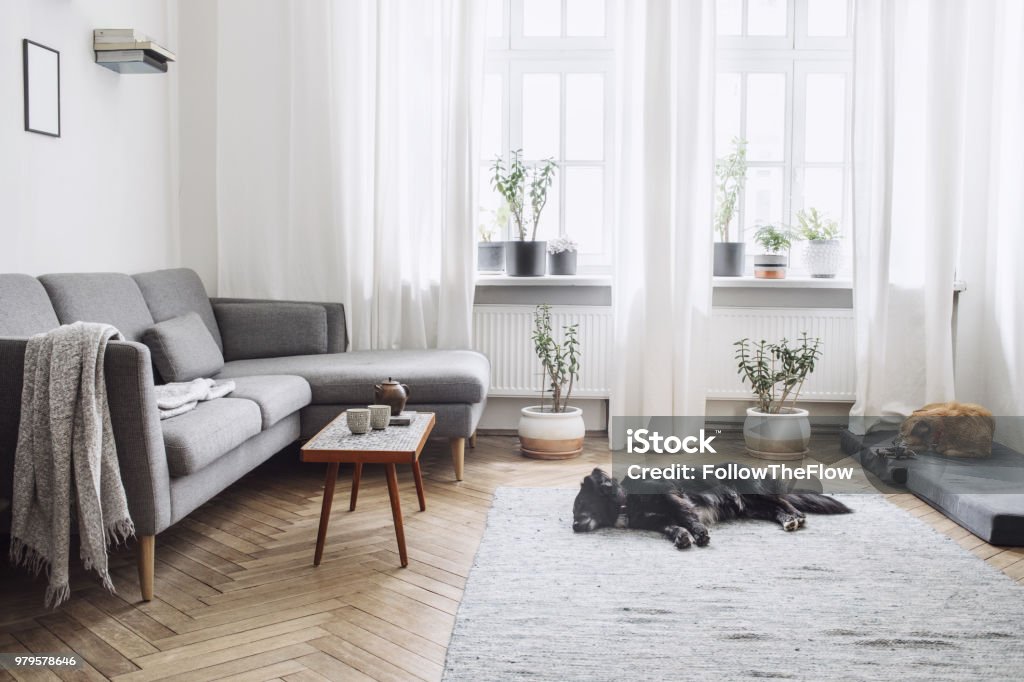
xmin=669 ymin=526 xmax=694 ymax=549
xmin=781 ymin=515 xmax=801 ymax=532
xmin=796 ymin=514 xmax=807 ymax=528
xmin=690 ymin=524 xmax=711 ymax=547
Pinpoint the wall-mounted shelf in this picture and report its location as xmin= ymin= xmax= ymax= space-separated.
xmin=94 ymin=29 xmax=175 ymax=74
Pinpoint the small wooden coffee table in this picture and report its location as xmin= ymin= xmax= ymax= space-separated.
xmin=301 ymin=412 xmax=435 ymax=568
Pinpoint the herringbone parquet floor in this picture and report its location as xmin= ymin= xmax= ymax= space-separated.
xmin=1 ymin=435 xmax=1022 ymax=681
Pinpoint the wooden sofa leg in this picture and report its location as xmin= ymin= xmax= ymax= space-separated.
xmin=450 ymin=437 xmax=465 ymax=481
xmin=469 ymin=431 xmax=477 ymax=449
xmin=138 ymin=535 xmax=155 ymax=602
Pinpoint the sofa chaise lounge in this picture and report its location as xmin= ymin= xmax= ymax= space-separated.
xmin=0 ymin=268 xmax=489 ymax=600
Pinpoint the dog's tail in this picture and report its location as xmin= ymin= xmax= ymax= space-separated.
xmin=785 ymin=493 xmax=852 ymax=515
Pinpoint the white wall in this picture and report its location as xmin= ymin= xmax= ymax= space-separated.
xmin=0 ymin=0 xmax=179 ymax=276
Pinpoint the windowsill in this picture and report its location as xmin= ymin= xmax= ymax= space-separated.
xmin=475 ymin=273 xmax=612 ymax=287
xmin=713 ymin=276 xmax=853 ymax=289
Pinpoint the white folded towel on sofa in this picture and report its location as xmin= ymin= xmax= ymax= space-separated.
xmin=154 ymin=378 xmax=235 ymax=419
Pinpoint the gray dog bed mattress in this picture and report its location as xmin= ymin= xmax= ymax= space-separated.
xmin=841 ymin=430 xmax=1024 ymax=546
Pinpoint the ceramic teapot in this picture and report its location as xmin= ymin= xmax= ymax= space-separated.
xmin=374 ymin=378 xmax=410 ymax=416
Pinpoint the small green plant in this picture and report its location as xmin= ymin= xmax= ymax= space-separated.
xmin=753 ymin=224 xmax=796 ymax=254
xmin=531 ymin=305 xmax=581 ymax=413
xmin=795 ymin=207 xmax=840 ymax=241
xmin=734 ymin=333 xmax=823 ymax=413
xmin=478 ymin=202 xmax=510 ymax=242
xmin=714 ymin=138 xmax=748 ymax=242
xmin=490 ymin=150 xmax=558 ymax=242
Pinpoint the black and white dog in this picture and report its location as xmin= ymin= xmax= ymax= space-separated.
xmin=572 ymin=467 xmax=852 ymax=549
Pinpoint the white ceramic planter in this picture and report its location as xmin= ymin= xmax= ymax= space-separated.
xmin=743 ymin=407 xmax=810 ymax=460
xmin=803 ymin=239 xmax=842 ymax=278
xmin=518 ymin=406 xmax=585 ymax=460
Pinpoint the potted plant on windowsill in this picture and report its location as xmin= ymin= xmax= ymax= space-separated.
xmin=491 ymin=150 xmax=558 ymax=277
xmin=477 ymin=203 xmax=509 ymax=273
xmin=795 ymin=207 xmax=842 ymax=279
xmin=714 ymin=137 xmax=748 ymax=277
xmin=752 ymin=224 xmax=795 ymax=279
xmin=547 ymin=237 xmax=578 ymax=276
xmin=519 ymin=304 xmax=584 ymax=459
xmin=734 ymin=333 xmax=822 ymax=460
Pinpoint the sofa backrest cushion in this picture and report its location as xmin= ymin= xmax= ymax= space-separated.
xmin=133 ymin=268 xmax=224 ymax=352
xmin=39 ymin=273 xmax=155 ymax=342
xmin=0 ymin=274 xmax=59 ymax=337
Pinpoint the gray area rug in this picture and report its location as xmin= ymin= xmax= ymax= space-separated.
xmin=444 ymin=489 xmax=1024 ymax=681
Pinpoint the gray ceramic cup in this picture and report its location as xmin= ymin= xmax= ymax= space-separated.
xmin=346 ymin=408 xmax=371 ymax=434
xmin=368 ymin=405 xmax=391 ymax=430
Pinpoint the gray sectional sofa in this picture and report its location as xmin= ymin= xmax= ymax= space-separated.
xmin=0 ymin=268 xmax=489 ymax=600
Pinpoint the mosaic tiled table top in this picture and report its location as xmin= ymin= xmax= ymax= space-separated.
xmin=303 ymin=412 xmax=435 ymax=453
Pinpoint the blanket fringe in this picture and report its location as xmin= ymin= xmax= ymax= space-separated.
xmin=44 ymin=582 xmax=71 ymax=609
xmin=9 ymin=537 xmax=50 ymax=578
xmin=106 ymin=517 xmax=136 ymax=546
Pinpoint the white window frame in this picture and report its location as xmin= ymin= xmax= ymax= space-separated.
xmin=484 ymin=0 xmax=615 ymax=272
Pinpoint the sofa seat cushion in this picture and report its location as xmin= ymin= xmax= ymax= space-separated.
xmin=229 ymin=375 xmax=312 ymax=429
xmin=217 ymin=349 xmax=490 ymax=405
xmin=163 ymin=398 xmax=262 ymax=476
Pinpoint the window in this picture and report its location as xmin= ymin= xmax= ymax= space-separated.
xmin=481 ymin=0 xmax=614 ymax=271
xmin=716 ymin=0 xmax=853 ymax=276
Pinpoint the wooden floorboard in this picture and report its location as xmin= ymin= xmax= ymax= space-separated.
xmin=1 ymin=434 xmax=1021 ymax=681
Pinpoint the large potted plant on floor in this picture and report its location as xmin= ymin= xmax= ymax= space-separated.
xmin=519 ymin=305 xmax=584 ymax=459
xmin=752 ymin=224 xmax=795 ymax=279
xmin=491 ymin=150 xmax=557 ymax=277
xmin=734 ymin=333 xmax=822 ymax=460
xmin=795 ymin=207 xmax=842 ymax=278
xmin=714 ymin=138 xmax=748 ymax=277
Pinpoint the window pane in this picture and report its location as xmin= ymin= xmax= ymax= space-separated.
xmin=748 ymin=0 xmax=788 ymax=36
xmin=804 ymin=73 xmax=846 ymax=162
xmin=565 ymin=167 xmax=604 ymax=253
xmin=745 ymin=73 xmax=786 ymax=161
xmin=523 ymin=0 xmax=560 ymax=36
xmin=715 ymin=73 xmax=742 ymax=157
xmin=522 ymin=74 xmax=561 ymax=159
xmin=565 ymin=74 xmax=604 ymax=160
xmin=800 ymin=167 xmax=844 ymax=227
xmin=482 ymin=74 xmax=503 ymax=162
xmin=566 ymin=0 xmax=605 ymax=37
xmin=486 ymin=0 xmax=504 ymax=38
xmin=533 ymin=178 xmax=560 ymax=242
xmin=807 ymin=0 xmax=848 ymax=37
xmin=717 ymin=0 xmax=742 ymax=36
xmin=744 ymin=167 xmax=784 ymax=237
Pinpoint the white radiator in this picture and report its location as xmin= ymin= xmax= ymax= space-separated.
xmin=472 ymin=305 xmax=613 ymax=398
xmin=707 ymin=307 xmax=856 ymax=401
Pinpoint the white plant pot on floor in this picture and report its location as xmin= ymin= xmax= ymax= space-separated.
xmin=743 ymin=407 xmax=810 ymax=460
xmin=518 ymin=406 xmax=585 ymax=460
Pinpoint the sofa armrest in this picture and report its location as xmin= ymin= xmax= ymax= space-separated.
xmin=0 ymin=338 xmax=29 ymax=520
xmin=103 ymin=340 xmax=172 ymax=536
xmin=212 ymin=297 xmax=348 ymax=355
xmin=0 ymin=338 xmax=171 ymax=536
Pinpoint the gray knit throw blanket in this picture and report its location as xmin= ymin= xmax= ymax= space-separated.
xmin=10 ymin=322 xmax=135 ymax=607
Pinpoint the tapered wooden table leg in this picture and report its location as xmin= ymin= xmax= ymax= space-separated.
xmin=350 ymin=462 xmax=363 ymax=511
xmin=385 ymin=463 xmax=408 ymax=567
xmin=412 ymin=460 xmax=426 ymax=511
xmin=314 ymin=462 xmax=339 ymax=567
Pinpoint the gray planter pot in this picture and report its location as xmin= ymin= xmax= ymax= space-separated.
xmin=505 ymin=241 xmax=547 ymax=277
xmin=548 ymin=250 xmax=578 ymax=275
xmin=754 ymin=253 xmax=788 ymax=280
xmin=714 ymin=242 xmax=746 ymax=277
xmin=477 ymin=242 xmax=505 ymax=272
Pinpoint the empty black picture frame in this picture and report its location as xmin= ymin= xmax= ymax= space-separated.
xmin=23 ymin=39 xmax=61 ymax=137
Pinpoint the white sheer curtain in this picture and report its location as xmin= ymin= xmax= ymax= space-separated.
xmin=216 ymin=0 xmax=484 ymax=350
xmin=850 ymin=0 xmax=962 ymax=428
xmin=610 ymin=0 xmax=716 ymax=446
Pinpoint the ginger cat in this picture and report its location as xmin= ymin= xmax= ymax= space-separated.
xmin=898 ymin=402 xmax=995 ymax=458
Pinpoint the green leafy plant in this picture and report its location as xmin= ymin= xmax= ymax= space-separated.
xmin=714 ymin=138 xmax=748 ymax=242
xmin=753 ymin=224 xmax=796 ymax=254
xmin=795 ymin=207 xmax=840 ymax=241
xmin=490 ymin=150 xmax=558 ymax=242
xmin=478 ymin=202 xmax=510 ymax=242
xmin=531 ymin=304 xmax=581 ymax=413
xmin=734 ymin=333 xmax=823 ymax=413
